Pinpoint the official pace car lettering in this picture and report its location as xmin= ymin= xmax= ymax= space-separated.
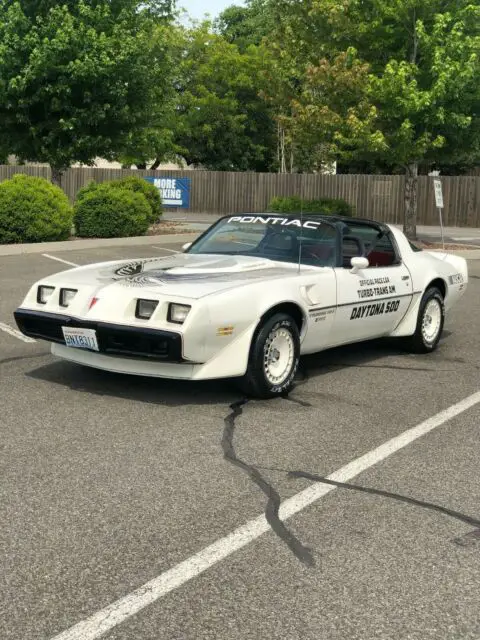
xmin=350 ymin=299 xmax=400 ymax=320
xmin=359 ymin=277 xmax=390 ymax=287
xmin=228 ymin=216 xmax=322 ymax=230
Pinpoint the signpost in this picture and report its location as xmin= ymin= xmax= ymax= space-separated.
xmin=433 ymin=177 xmax=445 ymax=249
xmin=144 ymin=177 xmax=191 ymax=209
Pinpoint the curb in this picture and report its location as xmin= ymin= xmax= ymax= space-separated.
xmin=427 ymin=250 xmax=480 ymax=259
xmin=452 ymin=251 xmax=480 ymax=260
xmin=0 ymin=233 xmax=199 ymax=257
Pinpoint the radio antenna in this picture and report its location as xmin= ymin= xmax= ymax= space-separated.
xmin=298 ymin=173 xmax=304 ymax=274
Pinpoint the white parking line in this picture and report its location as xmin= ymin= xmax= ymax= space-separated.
xmin=152 ymin=246 xmax=180 ymax=254
xmin=50 ymin=389 xmax=480 ymax=640
xmin=42 ymin=254 xmax=79 ymax=267
xmin=0 ymin=321 xmax=36 ymax=343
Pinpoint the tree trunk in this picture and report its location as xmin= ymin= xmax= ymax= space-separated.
xmin=149 ymin=158 xmax=161 ymax=170
xmin=277 ymin=122 xmax=287 ymax=173
xmin=136 ymin=162 xmax=147 ymax=170
xmin=404 ymin=162 xmax=418 ymax=240
xmin=51 ymin=167 xmax=64 ymax=188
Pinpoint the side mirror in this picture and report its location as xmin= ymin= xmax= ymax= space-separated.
xmin=350 ymin=256 xmax=369 ymax=273
xmin=182 ymin=242 xmax=192 ymax=251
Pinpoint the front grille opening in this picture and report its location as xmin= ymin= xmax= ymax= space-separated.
xmin=20 ymin=317 xmax=64 ymax=342
xmin=102 ymin=331 xmax=171 ymax=359
xmin=14 ymin=310 xmax=183 ymax=362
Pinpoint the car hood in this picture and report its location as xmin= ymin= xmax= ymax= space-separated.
xmin=48 ymin=253 xmax=318 ymax=299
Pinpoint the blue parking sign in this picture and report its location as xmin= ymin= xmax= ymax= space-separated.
xmin=144 ymin=177 xmax=191 ymax=209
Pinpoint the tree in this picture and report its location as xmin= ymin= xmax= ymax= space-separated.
xmin=289 ymin=50 xmax=387 ymax=172
xmin=112 ymin=23 xmax=184 ymax=170
xmin=0 ymin=0 xmax=174 ymax=185
xmin=215 ymin=0 xmax=274 ymax=52
xmin=269 ymin=0 xmax=480 ymax=238
xmin=172 ymin=22 xmax=276 ymax=171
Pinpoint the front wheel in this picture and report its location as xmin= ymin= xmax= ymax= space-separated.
xmin=402 ymin=286 xmax=445 ymax=353
xmin=237 ymin=313 xmax=300 ymax=399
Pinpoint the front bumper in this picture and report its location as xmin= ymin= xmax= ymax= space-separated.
xmin=14 ymin=309 xmax=184 ymax=363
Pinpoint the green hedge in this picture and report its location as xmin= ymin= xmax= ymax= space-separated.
xmin=267 ymin=196 xmax=354 ymax=217
xmin=74 ymin=184 xmax=151 ymax=238
xmin=76 ymin=176 xmax=162 ymax=224
xmin=0 ymin=174 xmax=73 ymax=244
xmin=109 ymin=176 xmax=162 ymax=223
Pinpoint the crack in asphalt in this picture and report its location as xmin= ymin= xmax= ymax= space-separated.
xmin=222 ymin=356 xmax=478 ymax=566
xmin=222 ymin=399 xmax=315 ymax=567
xmin=324 ymin=363 xmax=452 ymax=373
xmin=287 ymin=470 xmax=480 ymax=530
xmin=453 ymin=528 xmax=480 ymax=547
xmin=282 ymin=394 xmax=313 ymax=407
xmin=0 ymin=352 xmax=50 ymax=366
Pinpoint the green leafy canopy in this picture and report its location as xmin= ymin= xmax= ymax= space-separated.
xmin=0 ymin=0 xmax=174 ymax=175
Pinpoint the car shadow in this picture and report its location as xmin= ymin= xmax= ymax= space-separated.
xmin=301 ymin=332 xmax=455 ymax=377
xmin=25 ymin=332 xmax=456 ymax=407
xmin=25 ymin=359 xmax=241 ymax=407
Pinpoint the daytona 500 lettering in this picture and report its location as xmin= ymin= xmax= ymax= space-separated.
xmin=350 ymin=299 xmax=400 ymax=319
xmin=228 ymin=216 xmax=322 ymax=230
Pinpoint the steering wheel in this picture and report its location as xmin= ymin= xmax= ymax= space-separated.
xmin=259 ymin=229 xmax=299 ymax=256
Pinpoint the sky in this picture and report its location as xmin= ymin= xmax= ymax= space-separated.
xmin=179 ymin=0 xmax=245 ymax=21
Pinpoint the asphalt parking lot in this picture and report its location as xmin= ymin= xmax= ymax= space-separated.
xmin=1 ymin=243 xmax=480 ymax=640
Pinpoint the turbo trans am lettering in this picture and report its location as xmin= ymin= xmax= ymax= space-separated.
xmin=357 ymin=284 xmax=396 ymax=298
xmin=350 ymin=299 xmax=400 ymax=320
xmin=228 ymin=216 xmax=322 ymax=230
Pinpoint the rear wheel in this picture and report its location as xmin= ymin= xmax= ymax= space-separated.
xmin=237 ymin=313 xmax=300 ymax=399
xmin=402 ymin=286 xmax=445 ymax=353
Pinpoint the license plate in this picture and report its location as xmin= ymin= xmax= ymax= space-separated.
xmin=62 ymin=327 xmax=99 ymax=352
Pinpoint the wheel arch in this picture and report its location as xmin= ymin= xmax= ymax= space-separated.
xmin=390 ymin=276 xmax=447 ymax=339
xmin=259 ymin=301 xmax=306 ymax=335
xmin=426 ymin=277 xmax=447 ymax=299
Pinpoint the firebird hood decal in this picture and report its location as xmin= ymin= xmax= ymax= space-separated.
xmin=48 ymin=253 xmax=320 ymax=299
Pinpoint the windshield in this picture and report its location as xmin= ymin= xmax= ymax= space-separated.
xmin=187 ymin=215 xmax=337 ymax=267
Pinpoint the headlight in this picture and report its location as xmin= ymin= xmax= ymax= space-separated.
xmin=136 ymin=299 xmax=159 ymax=320
xmin=168 ymin=303 xmax=191 ymax=324
xmin=37 ymin=286 xmax=55 ymax=304
xmin=60 ymin=288 xmax=78 ymax=308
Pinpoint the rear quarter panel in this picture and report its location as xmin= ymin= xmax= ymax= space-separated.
xmin=388 ymin=227 xmax=468 ymax=337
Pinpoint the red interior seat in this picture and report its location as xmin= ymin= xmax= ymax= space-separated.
xmin=367 ymin=251 xmax=394 ymax=267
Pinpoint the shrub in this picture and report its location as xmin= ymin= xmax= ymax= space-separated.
xmin=75 ymin=179 xmax=102 ymax=202
xmin=109 ymin=176 xmax=162 ymax=223
xmin=268 ymin=196 xmax=304 ymax=213
xmin=267 ymin=196 xmax=354 ymax=217
xmin=0 ymin=174 xmax=73 ymax=244
xmin=76 ymin=176 xmax=162 ymax=224
xmin=73 ymin=183 xmax=151 ymax=238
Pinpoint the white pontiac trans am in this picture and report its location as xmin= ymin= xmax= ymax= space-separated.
xmin=14 ymin=213 xmax=468 ymax=398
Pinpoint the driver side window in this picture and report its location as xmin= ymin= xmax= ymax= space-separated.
xmin=342 ymin=223 xmax=399 ymax=268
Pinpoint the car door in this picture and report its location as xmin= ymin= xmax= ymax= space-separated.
xmin=330 ymin=222 xmax=414 ymax=346
xmin=295 ymin=223 xmax=339 ymax=354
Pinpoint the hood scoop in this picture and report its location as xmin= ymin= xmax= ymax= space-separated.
xmin=163 ymin=255 xmax=273 ymax=275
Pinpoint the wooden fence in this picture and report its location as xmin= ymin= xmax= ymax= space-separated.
xmin=1 ymin=165 xmax=479 ymax=226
